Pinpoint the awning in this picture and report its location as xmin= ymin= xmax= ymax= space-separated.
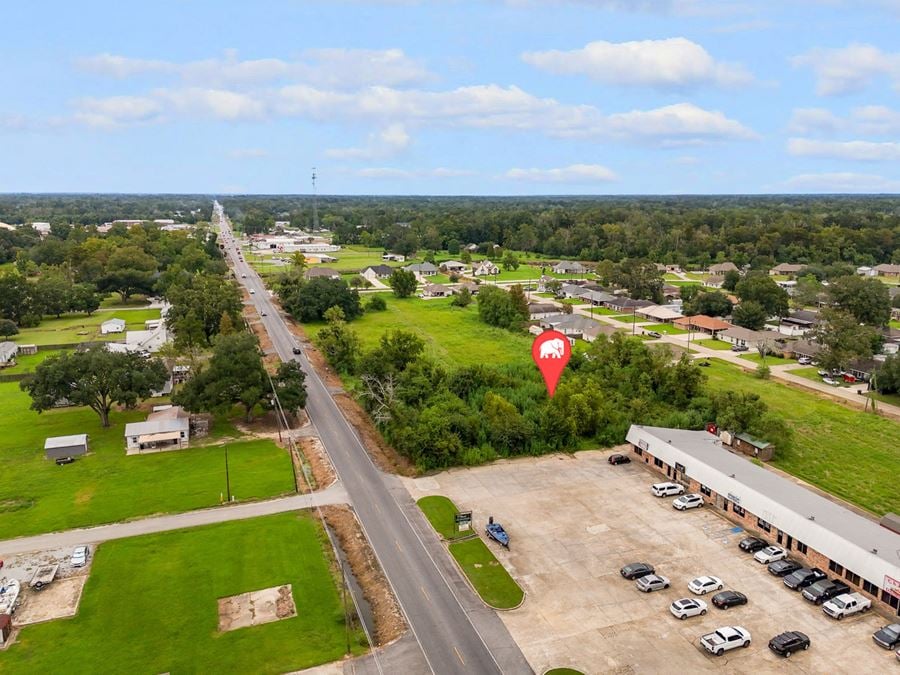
xmin=138 ymin=431 xmax=181 ymax=444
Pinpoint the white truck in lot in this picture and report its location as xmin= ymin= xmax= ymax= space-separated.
xmin=823 ymin=592 xmax=871 ymax=619
xmin=700 ymin=626 xmax=752 ymax=655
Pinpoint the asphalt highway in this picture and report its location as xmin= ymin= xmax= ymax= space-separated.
xmin=214 ymin=203 xmax=529 ymax=675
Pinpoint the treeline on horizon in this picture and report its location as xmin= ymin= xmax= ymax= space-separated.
xmin=222 ymin=194 xmax=900 ymax=268
xmin=0 ymin=194 xmax=212 ymax=227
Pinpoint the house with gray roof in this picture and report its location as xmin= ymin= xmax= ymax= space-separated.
xmin=404 ymin=262 xmax=438 ymax=277
xmin=124 ymin=406 xmax=190 ymax=453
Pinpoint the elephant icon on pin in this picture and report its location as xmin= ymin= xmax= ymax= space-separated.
xmin=539 ymin=337 xmax=566 ymax=359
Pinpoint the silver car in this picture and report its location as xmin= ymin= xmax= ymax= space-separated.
xmin=636 ymin=574 xmax=670 ymax=593
xmin=71 ymin=545 xmax=89 ymax=568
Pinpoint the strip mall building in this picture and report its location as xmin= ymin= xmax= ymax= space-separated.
xmin=626 ymin=425 xmax=900 ymax=617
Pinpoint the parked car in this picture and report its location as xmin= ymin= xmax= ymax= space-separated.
xmin=730 ymin=344 xmax=749 ymax=352
xmin=802 ymin=579 xmax=850 ymax=605
xmin=700 ymin=626 xmax=751 ymax=655
xmin=768 ymin=560 xmax=802 ymax=577
xmin=873 ymin=624 xmax=900 ymax=650
xmin=712 ymin=590 xmax=748 ymax=609
xmin=823 ymin=592 xmax=871 ymax=619
xmin=738 ymin=536 xmax=767 ymax=553
xmin=670 ymin=598 xmax=708 ymax=620
xmin=620 ymin=562 xmax=655 ymax=580
xmin=783 ymin=568 xmax=827 ymax=590
xmin=55 ymin=456 xmax=75 ymax=466
xmin=697 ymin=360 xmax=711 ymax=367
xmin=672 ymin=493 xmax=703 ymax=511
xmin=71 ymin=546 xmax=88 ymax=568
xmin=607 ymin=453 xmax=631 ymax=465
xmin=636 ymin=574 xmax=670 ymax=593
xmin=260 ymin=311 xmax=267 ymax=316
xmin=754 ymin=545 xmax=787 ymax=564
xmin=240 ymin=273 xmax=246 ymax=278
xmin=292 ymin=346 xmax=303 ymax=355
xmin=651 ymin=482 xmax=685 ymax=497
xmin=822 ymin=377 xmax=838 ymax=385
xmin=768 ymin=631 xmax=811 ymax=657
xmin=689 ymin=576 xmax=724 ymax=595
xmin=249 ymin=289 xmax=255 ymax=294
xmin=797 ymin=357 xmax=812 ymax=365
xmin=645 ymin=330 xmax=662 ymax=338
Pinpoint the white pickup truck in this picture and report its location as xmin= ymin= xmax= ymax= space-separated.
xmin=823 ymin=592 xmax=871 ymax=619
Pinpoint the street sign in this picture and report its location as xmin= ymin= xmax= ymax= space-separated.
xmin=455 ymin=510 xmax=473 ymax=532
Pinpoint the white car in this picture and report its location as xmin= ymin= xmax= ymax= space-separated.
xmin=822 ymin=377 xmax=838 ymax=385
xmin=689 ymin=576 xmax=724 ymax=595
xmin=673 ymin=494 xmax=703 ymax=510
xmin=670 ymin=597 xmax=708 ymax=620
xmin=700 ymin=626 xmax=751 ymax=656
xmin=71 ymin=545 xmax=89 ymax=567
xmin=636 ymin=574 xmax=670 ymax=593
xmin=754 ymin=545 xmax=787 ymax=564
xmin=651 ymin=482 xmax=685 ymax=497
xmin=798 ymin=357 xmax=812 ymax=365
xmin=249 ymin=289 xmax=256 ymax=294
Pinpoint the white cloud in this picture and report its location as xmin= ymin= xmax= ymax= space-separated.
xmin=788 ymin=105 xmax=900 ymax=136
xmin=505 ymin=163 xmax=617 ymax=182
xmin=228 ymin=148 xmax=269 ymax=159
xmin=76 ymin=48 xmax=430 ymax=90
xmin=787 ymin=137 xmax=900 ymax=161
xmin=606 ymin=103 xmax=758 ymax=141
xmin=326 ymin=123 xmax=411 ymax=159
xmin=522 ymin=38 xmax=751 ymax=88
xmin=784 ymin=172 xmax=900 ymax=192
xmin=792 ymin=43 xmax=900 ymax=95
xmin=788 ymin=108 xmax=844 ymax=134
xmin=73 ymin=95 xmax=164 ymax=127
xmin=353 ymin=166 xmax=474 ymax=179
xmin=849 ymin=105 xmax=900 ymax=135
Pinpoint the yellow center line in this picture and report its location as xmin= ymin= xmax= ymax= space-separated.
xmin=454 ymin=646 xmax=465 ymax=666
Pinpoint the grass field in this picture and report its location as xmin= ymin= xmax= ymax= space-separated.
xmin=0 ymin=382 xmax=294 ymax=538
xmin=790 ymin=366 xmax=849 ymax=387
xmin=0 ymin=512 xmax=365 ymax=674
xmin=740 ymin=353 xmax=795 ymax=366
xmin=98 ymin=294 xmax=152 ymax=309
xmin=448 ymin=538 xmax=524 ymax=609
xmin=11 ymin=308 xmax=162 ymax=346
xmin=890 ymin=320 xmax=900 ymax=330
xmin=641 ymin=323 xmax=689 ymax=335
xmin=305 ymin=296 xmax=533 ymax=368
xmin=2 ymin=348 xmax=64 ymax=375
xmin=417 ymin=495 xmax=469 ymax=540
xmin=695 ymin=339 xmax=736 ymax=350
xmin=702 ymin=360 xmax=900 ymax=515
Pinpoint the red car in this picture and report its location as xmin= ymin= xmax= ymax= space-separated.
xmin=608 ymin=454 xmax=631 ymax=465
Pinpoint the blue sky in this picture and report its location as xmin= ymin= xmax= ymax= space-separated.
xmin=3 ymin=0 xmax=900 ymax=195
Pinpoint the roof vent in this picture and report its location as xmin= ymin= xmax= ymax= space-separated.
xmin=872 ymin=548 xmax=878 ymax=554
xmin=808 ymin=515 xmax=815 ymax=521
xmin=729 ymin=473 xmax=735 ymax=478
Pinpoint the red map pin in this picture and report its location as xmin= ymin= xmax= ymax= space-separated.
xmin=532 ymin=330 xmax=571 ymax=398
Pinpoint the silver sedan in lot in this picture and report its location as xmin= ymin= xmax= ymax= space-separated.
xmin=636 ymin=574 xmax=670 ymax=593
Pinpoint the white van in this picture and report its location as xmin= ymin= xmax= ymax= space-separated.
xmin=651 ymin=482 xmax=685 ymax=497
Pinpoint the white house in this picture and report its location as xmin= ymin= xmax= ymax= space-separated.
xmin=101 ymin=318 xmax=127 ymax=335
xmin=361 ymin=265 xmax=394 ymax=283
xmin=382 ymin=253 xmax=406 ymax=262
xmin=405 ymin=262 xmax=438 ymax=277
xmin=856 ymin=266 xmax=877 ymax=277
xmin=553 ymin=261 xmax=586 ymax=275
xmin=422 ymin=283 xmax=453 ymax=298
xmin=0 ymin=342 xmax=18 ymax=367
xmin=439 ymin=260 xmax=467 ymax=274
xmin=125 ymin=325 xmax=169 ymax=353
xmin=472 ymin=260 xmax=499 ymax=276
xmin=124 ymin=407 xmax=190 ymax=453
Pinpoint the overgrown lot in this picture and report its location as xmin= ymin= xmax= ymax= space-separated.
xmin=10 ymin=307 xmax=162 ymax=346
xmin=0 ymin=512 xmax=365 ymax=674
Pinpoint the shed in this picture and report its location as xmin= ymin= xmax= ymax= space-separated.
xmin=100 ymin=318 xmax=126 ymax=334
xmin=18 ymin=344 xmax=38 ymax=356
xmin=730 ymin=432 xmax=774 ymax=461
xmin=44 ymin=434 xmax=88 ymax=460
xmin=0 ymin=341 xmax=18 ymax=366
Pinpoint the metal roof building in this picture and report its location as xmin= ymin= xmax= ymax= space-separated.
xmin=44 ymin=434 xmax=88 ymax=460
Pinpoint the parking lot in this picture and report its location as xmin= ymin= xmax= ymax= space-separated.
xmin=403 ymin=450 xmax=896 ymax=674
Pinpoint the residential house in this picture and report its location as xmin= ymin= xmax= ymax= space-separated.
xmin=101 ymin=318 xmax=126 ymax=335
xmin=172 ymin=364 xmax=191 ymax=384
xmin=874 ymin=263 xmax=900 ymax=278
xmin=472 ymin=260 xmax=499 ymax=277
xmin=30 ymin=222 xmax=51 ymax=237
xmin=635 ymin=305 xmax=682 ymax=323
xmin=124 ymin=406 xmax=190 ymax=453
xmin=769 ymin=309 xmax=820 ymax=337
xmin=770 ymin=263 xmax=807 ymax=277
xmin=464 ymin=244 xmax=479 ymax=252
xmin=125 ymin=325 xmax=169 ymax=354
xmin=708 ymin=262 xmax=739 ymax=275
xmin=717 ymin=326 xmax=784 ymax=352
xmin=361 ymin=265 xmax=394 ymax=283
xmin=537 ymin=275 xmax=559 ymax=293
xmin=783 ymin=339 xmax=821 ymax=360
xmin=44 ymin=434 xmax=88 ymax=460
xmin=405 ymin=262 xmax=439 ymax=277
xmin=457 ymin=281 xmax=480 ymax=295
xmin=439 ymin=260 xmax=467 ymax=274
xmin=382 ymin=253 xmax=406 ymax=263
xmin=0 ymin=341 xmax=18 ymax=367
xmin=703 ymin=275 xmax=725 ymax=289
xmin=539 ymin=314 xmax=604 ymax=341
xmin=557 ymin=283 xmax=584 ymax=299
xmin=553 ymin=261 xmax=586 ymax=275
xmin=606 ymin=297 xmax=655 ymax=313
xmin=856 ymin=266 xmax=877 ymax=277
xmin=528 ymin=303 xmax=559 ymax=320
xmin=578 ymin=289 xmax=617 ymax=306
xmin=845 ymin=358 xmax=878 ymax=382
xmin=662 ymin=284 xmax=681 ymax=300
xmin=304 ymin=267 xmax=341 ymax=280
xmin=582 ymin=323 xmax=619 ymax=343
xmin=673 ymin=315 xmax=733 ymax=336
xmin=422 ymin=283 xmax=453 ymax=298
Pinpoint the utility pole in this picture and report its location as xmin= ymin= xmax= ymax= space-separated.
xmin=224 ymin=445 xmax=231 ymax=502
xmin=311 ymin=167 xmax=320 ymax=231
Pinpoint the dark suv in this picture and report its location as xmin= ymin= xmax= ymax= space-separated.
xmin=768 ymin=559 xmax=802 ymax=577
xmin=802 ymin=579 xmax=850 ymax=605
xmin=620 ymin=562 xmax=655 ymax=580
xmin=768 ymin=631 xmax=810 ymax=657
xmin=783 ymin=567 xmax=827 ymax=590
xmin=738 ymin=536 xmax=767 ymax=553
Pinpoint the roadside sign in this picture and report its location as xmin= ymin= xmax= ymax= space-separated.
xmin=455 ymin=510 xmax=473 ymax=532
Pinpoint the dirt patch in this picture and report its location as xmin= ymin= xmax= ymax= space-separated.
xmin=217 ymin=584 xmax=297 ymax=632
xmin=296 ymin=436 xmax=336 ymax=491
xmin=322 ymin=505 xmax=405 ymax=646
xmin=14 ymin=577 xmax=87 ymax=625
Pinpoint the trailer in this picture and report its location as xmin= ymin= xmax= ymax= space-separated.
xmin=29 ymin=564 xmax=59 ymax=590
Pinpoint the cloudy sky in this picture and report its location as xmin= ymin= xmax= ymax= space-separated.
xmin=3 ymin=0 xmax=900 ymax=194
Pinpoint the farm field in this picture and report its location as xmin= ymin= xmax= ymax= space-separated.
xmin=0 ymin=512 xmax=365 ymax=674
xmin=0 ymin=382 xmax=294 ymax=538
xmin=304 ymin=296 xmax=533 ymax=367
xmin=702 ymin=360 xmax=900 ymax=515
xmin=11 ymin=308 xmax=162 ymax=346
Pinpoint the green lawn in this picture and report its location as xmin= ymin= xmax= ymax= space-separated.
xmin=790 ymin=366 xmax=849 ymax=387
xmin=0 ymin=383 xmax=295 ymax=538
xmin=2 ymin=348 xmax=65 ymax=375
xmin=448 ymin=538 xmax=524 ymax=609
xmin=11 ymin=308 xmax=162 ymax=346
xmin=740 ymin=353 xmax=795 ymax=366
xmin=305 ymin=296 xmax=533 ymax=368
xmin=695 ymin=339 xmax=736 ymax=350
xmin=417 ymin=495 xmax=469 ymax=540
xmin=702 ymin=360 xmax=900 ymax=515
xmin=583 ymin=306 xmax=620 ymax=316
xmin=609 ymin=314 xmax=639 ymax=322
xmin=0 ymin=512 xmax=365 ymax=674
xmin=99 ymin=294 xmax=152 ymax=309
xmin=641 ymin=323 xmax=689 ymax=335
xmin=890 ymin=320 xmax=900 ymax=330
